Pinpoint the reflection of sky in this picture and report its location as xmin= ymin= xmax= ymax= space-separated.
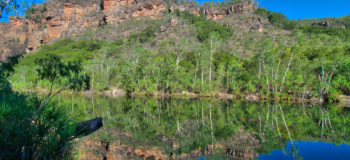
xmin=259 ymin=141 xmax=350 ymax=160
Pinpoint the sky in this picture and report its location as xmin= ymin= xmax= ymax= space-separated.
xmin=1 ymin=0 xmax=349 ymax=22
xmin=199 ymin=0 xmax=350 ymax=20
xmin=0 ymin=0 xmax=45 ymax=21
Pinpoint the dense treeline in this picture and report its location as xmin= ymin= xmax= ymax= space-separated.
xmin=10 ymin=6 xmax=350 ymax=101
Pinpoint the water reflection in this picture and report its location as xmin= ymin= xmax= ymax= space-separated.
xmin=259 ymin=141 xmax=350 ymax=160
xmin=55 ymin=95 xmax=350 ymax=159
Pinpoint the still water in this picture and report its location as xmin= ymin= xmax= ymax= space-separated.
xmin=56 ymin=94 xmax=350 ymax=160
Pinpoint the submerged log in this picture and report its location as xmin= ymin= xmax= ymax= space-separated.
xmin=76 ymin=117 xmax=103 ymax=136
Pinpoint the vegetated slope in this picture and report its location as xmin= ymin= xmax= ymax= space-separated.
xmin=0 ymin=0 xmax=260 ymax=61
xmin=9 ymin=0 xmax=350 ymax=102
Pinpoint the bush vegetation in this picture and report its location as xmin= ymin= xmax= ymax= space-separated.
xmin=9 ymin=3 xmax=350 ymax=102
xmin=0 ymin=54 xmax=88 ymax=159
xmin=255 ymin=8 xmax=297 ymax=30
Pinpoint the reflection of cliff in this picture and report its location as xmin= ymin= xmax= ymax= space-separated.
xmin=223 ymin=129 xmax=260 ymax=159
xmin=0 ymin=0 xmax=261 ymax=61
xmin=75 ymin=128 xmax=260 ymax=160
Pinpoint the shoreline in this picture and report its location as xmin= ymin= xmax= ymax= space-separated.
xmin=13 ymin=88 xmax=336 ymax=104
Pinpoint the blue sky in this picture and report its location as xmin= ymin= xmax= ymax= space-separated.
xmin=0 ymin=0 xmax=45 ymax=21
xmin=1 ymin=0 xmax=349 ymax=22
xmin=199 ymin=0 xmax=350 ymax=20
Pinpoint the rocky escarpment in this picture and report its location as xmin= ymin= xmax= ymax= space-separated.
xmin=0 ymin=0 xmax=105 ymax=60
xmin=0 ymin=0 xmax=262 ymax=61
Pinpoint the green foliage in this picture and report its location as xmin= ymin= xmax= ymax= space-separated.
xmin=34 ymin=53 xmax=90 ymax=92
xmin=298 ymin=25 xmax=350 ymax=40
xmin=9 ymin=9 xmax=350 ymax=102
xmin=35 ymin=54 xmax=79 ymax=83
xmin=19 ymin=39 xmax=104 ymax=66
xmin=40 ymin=5 xmax=47 ymax=13
xmin=332 ymin=58 xmax=350 ymax=94
xmin=128 ymin=27 xmax=156 ymax=43
xmin=62 ymin=95 xmax=350 ymax=158
xmin=0 ymin=55 xmax=79 ymax=159
xmin=2 ymin=5 xmax=350 ymax=157
xmin=12 ymin=29 xmax=350 ymax=101
xmin=33 ymin=53 xmax=90 ymax=115
xmin=0 ymin=56 xmax=20 ymax=91
xmin=255 ymin=8 xmax=296 ymax=30
xmin=25 ymin=6 xmax=38 ymax=17
xmin=24 ymin=5 xmax=48 ymax=23
xmin=195 ymin=20 xmax=234 ymax=41
xmin=0 ymin=0 xmax=33 ymax=19
xmin=174 ymin=10 xmax=234 ymax=41
xmin=0 ymin=94 xmax=77 ymax=159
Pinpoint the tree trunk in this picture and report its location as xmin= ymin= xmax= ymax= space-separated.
xmin=258 ymin=61 xmax=262 ymax=79
xmin=262 ymin=61 xmax=270 ymax=92
xmin=195 ymin=52 xmax=199 ymax=79
xmin=0 ymin=3 xmax=7 ymax=19
xmin=195 ymin=61 xmax=198 ymax=79
xmin=209 ymin=106 xmax=215 ymax=149
xmin=201 ymin=60 xmax=204 ymax=85
xmin=176 ymin=55 xmax=180 ymax=71
xmin=209 ymin=39 xmax=214 ymax=83
xmin=279 ymin=105 xmax=293 ymax=145
xmin=274 ymin=60 xmax=281 ymax=93
xmin=279 ymin=52 xmax=293 ymax=93
xmin=91 ymin=71 xmax=94 ymax=90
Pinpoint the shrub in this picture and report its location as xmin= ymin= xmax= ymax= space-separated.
xmin=0 ymin=93 xmax=77 ymax=159
xmin=0 ymin=57 xmax=78 ymax=159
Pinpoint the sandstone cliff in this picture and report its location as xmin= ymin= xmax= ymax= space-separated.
xmin=0 ymin=0 xmax=261 ymax=61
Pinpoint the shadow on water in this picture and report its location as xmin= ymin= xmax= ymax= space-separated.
xmin=55 ymin=94 xmax=350 ymax=159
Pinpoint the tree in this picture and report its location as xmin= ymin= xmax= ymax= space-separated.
xmin=0 ymin=0 xmax=12 ymax=18
xmin=0 ymin=0 xmax=19 ymax=18
xmin=208 ymin=32 xmax=221 ymax=83
xmin=35 ymin=53 xmax=90 ymax=113
xmin=0 ymin=0 xmax=32 ymax=18
xmin=0 ymin=55 xmax=20 ymax=92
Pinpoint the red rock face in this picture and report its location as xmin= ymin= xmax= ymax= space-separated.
xmin=202 ymin=1 xmax=256 ymax=20
xmin=0 ymin=0 xmax=104 ymax=60
xmin=0 ymin=16 xmax=29 ymax=60
xmin=0 ymin=0 xmax=257 ymax=61
xmin=103 ymin=0 xmax=166 ymax=25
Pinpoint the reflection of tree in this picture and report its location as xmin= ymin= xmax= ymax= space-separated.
xmin=319 ymin=107 xmax=337 ymax=139
xmin=57 ymin=95 xmax=350 ymax=158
